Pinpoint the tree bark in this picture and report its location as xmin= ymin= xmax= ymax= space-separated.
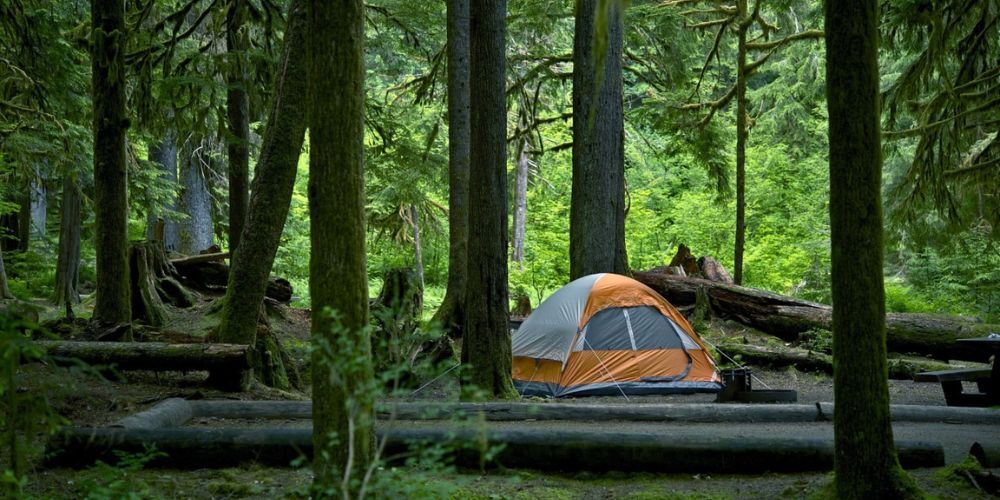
xmin=826 ymin=0 xmax=917 ymax=495
xmin=226 ymin=0 xmax=250 ymax=254
xmin=91 ymin=0 xmax=132 ymax=326
xmin=215 ymin=0 xmax=308 ymax=347
xmin=431 ymin=0 xmax=471 ymax=339
xmin=511 ymin=138 xmax=529 ymax=269
xmin=733 ymin=0 xmax=748 ymax=285
xmin=307 ymin=0 xmax=374 ymax=492
xmin=410 ymin=204 xmax=425 ymax=291
xmin=0 ymin=250 xmax=13 ymax=299
xmin=16 ymin=184 xmax=30 ymax=251
xmin=463 ymin=0 xmax=517 ymax=399
xmin=54 ymin=174 xmax=82 ymax=310
xmin=28 ymin=165 xmax=46 ymax=243
xmin=570 ymin=0 xmax=627 ymax=280
xmin=633 ymin=272 xmax=997 ymax=360
xmin=177 ymin=136 xmax=215 ymax=255
xmin=146 ymin=129 xmax=181 ymax=251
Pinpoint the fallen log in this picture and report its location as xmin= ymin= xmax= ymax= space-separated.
xmin=716 ymin=343 xmax=957 ymax=380
xmin=169 ymin=252 xmax=230 ymax=266
xmin=34 ymin=341 xmax=250 ymax=373
xmin=634 ymin=271 xmax=999 ymax=361
xmin=177 ymin=400 xmax=1000 ymax=425
xmin=971 ymin=441 xmax=1000 ymax=468
xmin=48 ymin=425 xmax=944 ymax=471
xmin=172 ymin=259 xmax=292 ymax=303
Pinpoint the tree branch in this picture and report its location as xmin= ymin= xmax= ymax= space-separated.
xmin=746 ymin=29 xmax=824 ymax=50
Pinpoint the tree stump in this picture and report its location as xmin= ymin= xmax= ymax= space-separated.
xmin=510 ymin=292 xmax=532 ymax=319
xmin=129 ymin=241 xmax=174 ymax=327
xmin=668 ymin=244 xmax=699 ymax=276
xmin=371 ymin=268 xmax=431 ymax=382
xmin=698 ymin=256 xmax=734 ymax=284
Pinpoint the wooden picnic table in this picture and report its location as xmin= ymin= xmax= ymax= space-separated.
xmin=915 ymin=336 xmax=999 ymax=407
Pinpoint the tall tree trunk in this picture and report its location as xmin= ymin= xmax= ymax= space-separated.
xmin=16 ymin=187 xmax=30 ymax=251
xmin=0 ymin=250 xmax=12 ymax=299
xmin=177 ymin=137 xmax=215 ymax=255
xmin=463 ymin=0 xmax=516 ymax=399
xmin=226 ymin=0 xmax=250 ymax=254
xmin=215 ymin=0 xmax=308 ymax=347
xmin=91 ymin=0 xmax=132 ymax=326
xmin=733 ymin=0 xmax=748 ymax=286
xmin=0 ymin=211 xmax=19 ymax=252
xmin=825 ymin=0 xmax=917 ymax=496
xmin=570 ymin=0 xmax=627 ymax=280
xmin=28 ymin=165 xmax=46 ymax=243
xmin=431 ymin=0 xmax=471 ymax=338
xmin=54 ymin=174 xmax=82 ymax=310
xmin=307 ymin=0 xmax=374 ymax=493
xmin=411 ymin=204 xmax=425 ymax=291
xmin=146 ymin=129 xmax=181 ymax=251
xmin=511 ymin=138 xmax=529 ymax=270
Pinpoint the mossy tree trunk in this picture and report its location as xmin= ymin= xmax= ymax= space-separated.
xmin=733 ymin=0 xmax=748 ymax=286
xmin=307 ymin=0 xmax=375 ymax=493
xmin=226 ymin=0 xmax=250 ymax=254
xmin=825 ymin=0 xmax=918 ymax=497
xmin=432 ymin=0 xmax=471 ymax=340
xmin=511 ymin=138 xmax=529 ymax=269
xmin=0 ymin=250 xmax=12 ymax=299
xmin=215 ymin=0 xmax=307 ymax=348
xmin=462 ymin=0 xmax=517 ymax=400
xmin=91 ymin=0 xmax=132 ymax=326
xmin=54 ymin=174 xmax=82 ymax=313
xmin=146 ymin=129 xmax=181 ymax=251
xmin=570 ymin=0 xmax=627 ymax=280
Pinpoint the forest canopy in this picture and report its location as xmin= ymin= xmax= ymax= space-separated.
xmin=0 ymin=0 xmax=996 ymax=322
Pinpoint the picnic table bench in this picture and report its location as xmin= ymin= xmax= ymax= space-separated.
xmin=913 ymin=368 xmax=993 ymax=407
xmin=915 ymin=336 xmax=999 ymax=407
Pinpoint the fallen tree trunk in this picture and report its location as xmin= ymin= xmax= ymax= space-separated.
xmin=35 ymin=340 xmax=250 ymax=373
xmin=716 ymin=344 xmax=957 ymax=380
xmin=177 ymin=399 xmax=1000 ymax=425
xmin=169 ymin=252 xmax=230 ymax=266
xmin=49 ymin=426 xmax=944 ymax=471
xmin=634 ymin=271 xmax=999 ymax=361
xmin=172 ymin=259 xmax=292 ymax=303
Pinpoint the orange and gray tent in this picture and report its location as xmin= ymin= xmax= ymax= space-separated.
xmin=512 ymin=273 xmax=723 ymax=397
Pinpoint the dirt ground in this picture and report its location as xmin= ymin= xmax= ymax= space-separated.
xmin=13 ymin=303 xmax=999 ymax=499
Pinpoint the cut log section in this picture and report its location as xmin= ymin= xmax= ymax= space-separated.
xmin=48 ymin=425 xmax=944 ymax=471
xmin=34 ymin=341 xmax=250 ymax=374
xmin=634 ymin=271 xmax=1000 ymax=361
xmin=971 ymin=441 xmax=1000 ymax=468
xmin=716 ymin=343 xmax=956 ymax=380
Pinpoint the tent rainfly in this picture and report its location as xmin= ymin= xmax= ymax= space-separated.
xmin=512 ymin=273 xmax=723 ymax=397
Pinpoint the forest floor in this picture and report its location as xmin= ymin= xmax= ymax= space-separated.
xmin=15 ymin=298 xmax=999 ymax=499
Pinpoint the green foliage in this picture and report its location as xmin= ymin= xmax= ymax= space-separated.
xmin=74 ymin=446 xmax=168 ymax=500
xmin=0 ymin=318 xmax=68 ymax=497
xmin=798 ymin=328 xmax=832 ymax=354
xmin=0 ymin=0 xmax=996 ymax=337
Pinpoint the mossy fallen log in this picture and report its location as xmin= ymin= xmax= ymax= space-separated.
xmin=716 ymin=343 xmax=957 ymax=380
xmin=634 ymin=271 xmax=999 ymax=361
xmin=34 ymin=340 xmax=250 ymax=374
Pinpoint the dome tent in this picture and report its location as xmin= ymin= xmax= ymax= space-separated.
xmin=512 ymin=273 xmax=723 ymax=397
